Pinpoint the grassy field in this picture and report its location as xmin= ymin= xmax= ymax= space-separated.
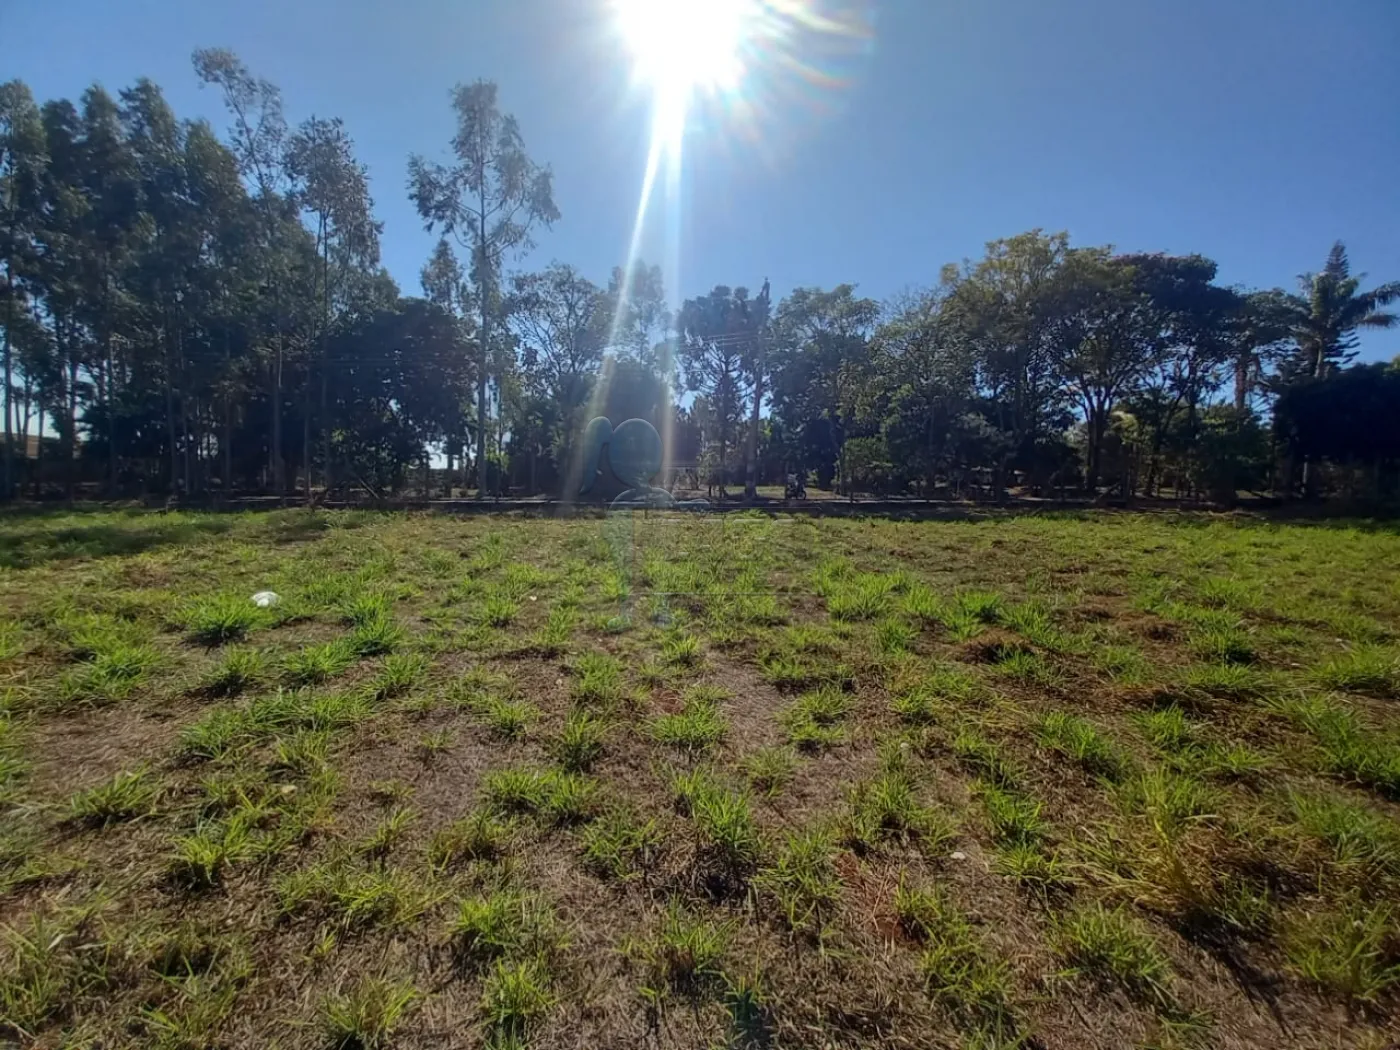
xmin=2 ymin=507 xmax=1400 ymax=1049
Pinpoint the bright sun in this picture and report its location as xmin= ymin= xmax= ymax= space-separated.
xmin=614 ymin=0 xmax=757 ymax=107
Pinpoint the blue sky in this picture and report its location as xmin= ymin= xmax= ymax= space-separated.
xmin=9 ymin=0 xmax=1400 ymax=361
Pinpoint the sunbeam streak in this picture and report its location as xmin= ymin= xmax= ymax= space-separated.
xmin=605 ymin=0 xmax=874 ymax=415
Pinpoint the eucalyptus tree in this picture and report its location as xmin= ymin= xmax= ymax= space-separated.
xmin=0 ymin=80 xmax=46 ymax=498
xmin=285 ymin=115 xmax=381 ymax=493
xmin=193 ymin=47 xmax=294 ymax=490
xmin=408 ymin=80 xmax=558 ymax=494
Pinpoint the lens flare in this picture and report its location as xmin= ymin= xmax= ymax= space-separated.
xmin=601 ymin=0 xmax=874 ymax=482
xmin=614 ymin=0 xmax=755 ymax=100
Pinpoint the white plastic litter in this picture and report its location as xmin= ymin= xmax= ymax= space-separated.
xmin=950 ymin=851 xmax=968 ymax=862
xmin=251 ymin=591 xmax=281 ymax=608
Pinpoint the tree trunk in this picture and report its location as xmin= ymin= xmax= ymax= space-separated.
xmin=165 ymin=310 xmax=177 ymax=495
xmin=475 ymin=200 xmax=491 ymax=499
xmin=2 ymin=274 xmax=11 ymax=502
xmin=718 ymin=429 xmax=727 ymax=502
xmin=319 ymin=224 xmax=331 ymax=499
xmin=223 ymin=327 xmax=232 ymax=495
xmin=1233 ymin=352 xmax=1250 ymax=411
xmin=105 ymin=332 xmax=117 ymax=494
xmin=475 ymin=342 xmax=489 ymax=496
xmin=1085 ymin=406 xmax=1105 ymax=495
xmin=33 ymin=402 xmax=42 ymax=499
xmin=179 ymin=323 xmax=191 ymax=496
xmin=272 ymin=336 xmax=284 ymax=493
xmin=65 ymin=355 xmax=78 ymax=503
xmin=303 ymin=370 xmax=312 ymax=503
xmin=745 ymin=341 xmax=764 ymax=501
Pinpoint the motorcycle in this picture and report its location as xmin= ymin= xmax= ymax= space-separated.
xmin=785 ymin=473 xmax=807 ymax=500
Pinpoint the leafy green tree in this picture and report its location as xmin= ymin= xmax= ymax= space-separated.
xmin=71 ymin=85 xmax=141 ymax=495
xmin=1284 ymin=242 xmax=1400 ymax=382
xmin=678 ymin=285 xmax=764 ymax=498
xmin=1119 ymin=254 xmax=1238 ymax=496
xmin=604 ymin=260 xmax=670 ymax=361
xmin=419 ymin=238 xmax=475 ymax=482
xmin=507 ymin=262 xmax=606 ymax=493
xmin=0 ymin=80 xmax=46 ymax=499
xmin=864 ymin=285 xmax=981 ymax=494
xmin=33 ymin=97 xmax=92 ymax=498
xmin=768 ymin=284 xmax=878 ymax=489
xmin=939 ymin=230 xmax=1075 ymax=494
xmin=1230 ymin=288 xmax=1296 ymax=409
xmin=120 ymin=77 xmax=196 ymax=493
xmin=322 ymin=298 xmax=466 ymax=493
xmin=193 ymin=47 xmax=295 ymax=491
xmin=1275 ymin=362 xmax=1400 ymax=501
xmin=741 ymin=279 xmax=772 ymax=498
xmin=407 ymin=81 xmax=558 ymax=494
xmin=285 ymin=114 xmax=381 ymax=493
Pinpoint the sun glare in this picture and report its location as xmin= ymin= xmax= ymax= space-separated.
xmin=602 ymin=0 xmax=871 ymax=420
xmin=614 ymin=0 xmax=756 ymax=104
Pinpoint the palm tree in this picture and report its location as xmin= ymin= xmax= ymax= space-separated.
xmin=1289 ymin=242 xmax=1400 ymax=380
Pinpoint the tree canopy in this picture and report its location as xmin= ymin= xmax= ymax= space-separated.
xmin=1 ymin=59 xmax=1397 ymax=506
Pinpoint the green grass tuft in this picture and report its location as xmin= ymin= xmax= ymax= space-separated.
xmin=993 ymin=842 xmax=1075 ymax=891
xmin=428 ymin=809 xmax=513 ymax=872
xmin=450 ymin=888 xmax=559 ymax=967
xmin=977 ymin=782 xmax=1047 ymax=845
xmin=572 ymin=651 xmax=623 ymax=706
xmin=322 ymin=975 xmax=419 ymax=1050
xmin=276 ymin=862 xmax=428 ymax=930
xmin=662 ymin=631 xmax=702 ymax=666
xmin=780 ymin=686 xmax=851 ymax=752
xmin=68 ymin=768 xmax=158 ymax=826
xmin=1284 ymin=900 xmax=1400 ymax=1005
xmin=1289 ymin=791 xmax=1400 ymax=872
xmin=956 ymin=590 xmax=1004 ymax=625
xmin=901 ymin=584 xmax=948 ymax=625
xmin=845 ymin=769 xmax=952 ymax=854
xmin=478 ymin=596 xmax=520 ymax=628
xmin=635 ymin=902 xmax=731 ymax=998
xmin=373 ymin=652 xmax=428 ymax=698
xmin=580 ymin=807 xmax=663 ymax=880
xmin=283 ymin=639 xmax=356 ymax=687
xmin=740 ymin=746 xmax=797 ymax=797
xmin=59 ymin=643 xmax=159 ymax=704
xmin=755 ymin=827 xmax=841 ymax=934
xmin=202 ymin=647 xmax=268 ymax=696
xmin=1035 ymin=711 xmax=1128 ymax=781
xmin=895 ymin=881 xmax=1018 ymax=1028
xmin=481 ymin=959 xmax=553 ymax=1043
xmin=551 ymin=709 xmax=607 ymax=771
xmin=1053 ymin=903 xmax=1174 ymax=1006
xmin=1282 ymin=696 xmax=1400 ymax=797
xmin=953 ymin=726 xmax=1023 ymax=789
xmin=876 ymin=617 xmax=918 ymax=654
xmin=483 ymin=767 xmax=598 ymax=825
xmin=347 ymin=614 xmax=404 ymax=657
xmin=1311 ymin=645 xmax=1400 ymax=698
xmin=651 ymin=686 xmax=726 ymax=752
xmin=1131 ymin=705 xmax=1197 ymax=753
xmin=1187 ymin=623 xmax=1256 ymax=665
xmin=170 ymin=820 xmax=255 ymax=888
xmin=185 ymin=593 xmax=268 ymax=646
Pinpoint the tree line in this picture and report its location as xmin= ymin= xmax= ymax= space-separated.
xmin=1 ymin=54 xmax=1397 ymax=504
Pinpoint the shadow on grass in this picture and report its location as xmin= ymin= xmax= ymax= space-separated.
xmin=0 ymin=509 xmax=238 ymax=570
